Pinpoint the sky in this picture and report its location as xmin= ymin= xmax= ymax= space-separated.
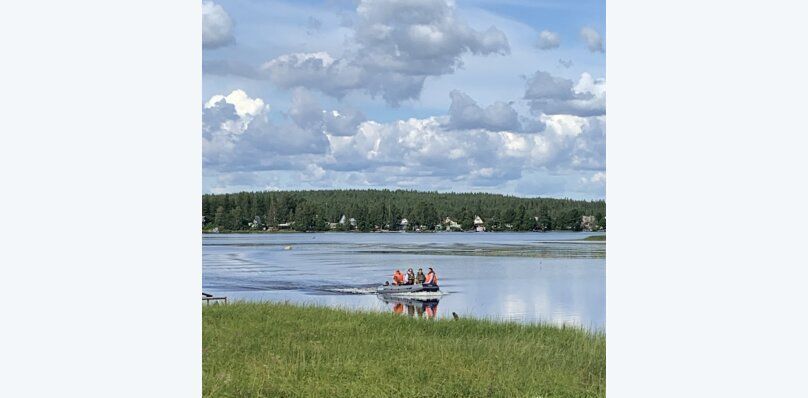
xmin=202 ymin=0 xmax=605 ymax=199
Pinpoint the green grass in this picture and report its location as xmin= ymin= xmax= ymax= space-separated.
xmin=581 ymin=235 xmax=606 ymax=241
xmin=203 ymin=302 xmax=605 ymax=397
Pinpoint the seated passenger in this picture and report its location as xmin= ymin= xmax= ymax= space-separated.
xmin=392 ymin=269 xmax=404 ymax=285
xmin=424 ymin=267 xmax=438 ymax=286
xmin=406 ymin=268 xmax=416 ymax=285
xmin=416 ymin=268 xmax=426 ymax=284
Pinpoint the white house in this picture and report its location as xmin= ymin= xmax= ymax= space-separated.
xmin=443 ymin=217 xmax=462 ymax=231
xmin=581 ymin=215 xmax=597 ymax=231
xmin=400 ymin=218 xmax=409 ymax=229
xmin=474 ymin=216 xmax=486 ymax=232
xmin=337 ymin=215 xmax=357 ymax=228
xmin=248 ymin=216 xmax=263 ymax=229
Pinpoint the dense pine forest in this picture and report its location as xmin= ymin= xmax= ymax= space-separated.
xmin=202 ymin=190 xmax=605 ymax=232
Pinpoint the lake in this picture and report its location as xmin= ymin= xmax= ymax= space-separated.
xmin=203 ymin=231 xmax=605 ymax=329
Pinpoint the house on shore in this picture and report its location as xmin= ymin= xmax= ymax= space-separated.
xmin=581 ymin=215 xmax=597 ymax=231
xmin=443 ymin=217 xmax=462 ymax=231
xmin=399 ymin=218 xmax=409 ymax=230
xmin=474 ymin=216 xmax=486 ymax=232
xmin=277 ymin=222 xmax=293 ymax=230
xmin=337 ymin=215 xmax=357 ymax=229
xmin=248 ymin=216 xmax=263 ymax=229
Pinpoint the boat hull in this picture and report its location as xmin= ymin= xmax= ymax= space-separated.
xmin=376 ymin=283 xmax=439 ymax=294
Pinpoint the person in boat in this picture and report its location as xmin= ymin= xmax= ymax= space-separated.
xmin=405 ymin=268 xmax=416 ymax=285
xmin=416 ymin=268 xmax=426 ymax=284
xmin=424 ymin=267 xmax=438 ymax=286
xmin=392 ymin=269 xmax=405 ymax=285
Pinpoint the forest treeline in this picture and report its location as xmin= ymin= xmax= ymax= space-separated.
xmin=202 ymin=190 xmax=605 ymax=232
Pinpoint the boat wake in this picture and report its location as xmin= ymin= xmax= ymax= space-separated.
xmin=320 ymin=286 xmax=449 ymax=299
xmin=322 ymin=286 xmax=377 ymax=295
xmin=380 ymin=291 xmax=447 ymax=299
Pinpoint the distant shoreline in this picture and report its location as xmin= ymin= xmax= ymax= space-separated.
xmin=203 ymin=189 xmax=605 ymax=234
xmin=202 ymin=229 xmax=605 ymax=235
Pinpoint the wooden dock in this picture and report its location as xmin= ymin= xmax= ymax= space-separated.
xmin=202 ymin=293 xmax=227 ymax=305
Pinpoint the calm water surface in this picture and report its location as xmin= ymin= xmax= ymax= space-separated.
xmin=203 ymin=232 xmax=605 ymax=329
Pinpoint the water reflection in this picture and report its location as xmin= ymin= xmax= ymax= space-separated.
xmin=379 ymin=296 xmax=441 ymax=319
xmin=203 ymin=232 xmax=605 ymax=328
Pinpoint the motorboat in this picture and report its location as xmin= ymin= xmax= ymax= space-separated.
xmin=375 ymin=283 xmax=439 ymax=294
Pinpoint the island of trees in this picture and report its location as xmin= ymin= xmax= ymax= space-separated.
xmin=202 ymin=189 xmax=605 ymax=233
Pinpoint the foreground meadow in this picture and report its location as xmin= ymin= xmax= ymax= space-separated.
xmin=203 ymin=302 xmax=605 ymax=397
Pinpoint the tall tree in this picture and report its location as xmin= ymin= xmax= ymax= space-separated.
xmin=293 ymin=202 xmax=317 ymax=231
xmin=214 ymin=206 xmax=225 ymax=228
xmin=537 ymin=207 xmax=552 ymax=231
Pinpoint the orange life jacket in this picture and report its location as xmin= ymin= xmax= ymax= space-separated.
xmin=393 ymin=272 xmax=404 ymax=284
xmin=425 ymin=272 xmax=437 ymax=285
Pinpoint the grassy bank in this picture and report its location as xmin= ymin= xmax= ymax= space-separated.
xmin=582 ymin=235 xmax=606 ymax=241
xmin=203 ymin=302 xmax=605 ymax=397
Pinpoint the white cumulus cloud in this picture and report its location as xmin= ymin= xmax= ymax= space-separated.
xmin=262 ymin=52 xmax=365 ymax=99
xmin=202 ymin=90 xmax=330 ymax=171
xmin=202 ymin=89 xmax=605 ymax=193
xmin=524 ymin=70 xmax=605 ymax=117
xmin=205 ymin=89 xmax=267 ymax=118
xmin=202 ymin=1 xmax=234 ymax=49
xmin=260 ymin=0 xmax=510 ymax=105
xmin=537 ymin=30 xmax=560 ymax=50
xmin=580 ymin=26 xmax=603 ymax=53
xmin=446 ymin=90 xmax=520 ymax=132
